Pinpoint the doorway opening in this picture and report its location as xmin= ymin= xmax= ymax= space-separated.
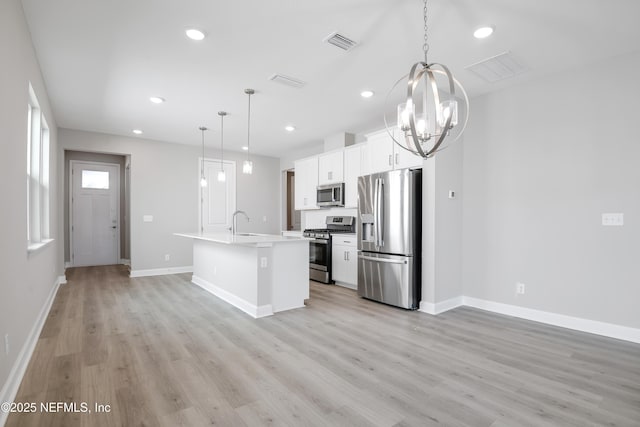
xmin=64 ymin=150 xmax=130 ymax=267
xmin=284 ymin=170 xmax=300 ymax=231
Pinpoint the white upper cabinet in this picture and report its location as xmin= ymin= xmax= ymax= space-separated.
xmin=343 ymin=145 xmax=362 ymax=208
xmin=363 ymin=129 xmax=422 ymax=175
xmin=363 ymin=130 xmax=394 ymax=174
xmin=318 ymin=150 xmax=344 ymax=185
xmin=294 ymin=156 xmax=319 ymax=210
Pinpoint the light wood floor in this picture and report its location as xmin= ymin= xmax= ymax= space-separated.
xmin=6 ymin=265 xmax=640 ymax=427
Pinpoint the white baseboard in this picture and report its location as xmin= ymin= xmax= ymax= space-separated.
xmin=129 ymin=266 xmax=193 ymax=278
xmin=119 ymin=259 xmax=131 ymax=266
xmin=420 ymin=296 xmax=464 ymax=315
xmin=463 ymin=296 xmax=640 ymax=344
xmin=0 ymin=276 xmax=61 ymax=427
xmin=58 ymin=275 xmax=67 ymax=285
xmin=191 ymin=275 xmax=273 ymax=319
xmin=417 ymin=295 xmax=640 ymax=344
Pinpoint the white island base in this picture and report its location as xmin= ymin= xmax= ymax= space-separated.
xmin=176 ymin=233 xmax=309 ymax=318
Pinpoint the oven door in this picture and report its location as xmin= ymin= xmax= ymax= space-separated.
xmin=309 ymin=238 xmax=329 ymax=270
xmin=309 ymin=238 xmax=331 ymax=283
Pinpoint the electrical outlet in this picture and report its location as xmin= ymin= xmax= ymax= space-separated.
xmin=260 ymin=257 xmax=268 ymax=268
xmin=602 ymin=213 xmax=624 ymax=226
xmin=164 ymin=254 xmax=170 ymax=261
xmin=516 ymin=282 xmax=526 ymax=295
xmin=4 ymin=334 xmax=9 ymax=356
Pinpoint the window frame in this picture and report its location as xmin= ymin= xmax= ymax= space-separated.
xmin=27 ymin=83 xmax=53 ymax=253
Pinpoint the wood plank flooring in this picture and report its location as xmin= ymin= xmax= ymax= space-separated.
xmin=6 ymin=265 xmax=640 ymax=426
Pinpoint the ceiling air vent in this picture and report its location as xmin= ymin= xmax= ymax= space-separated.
xmin=465 ymin=51 xmax=527 ymax=83
xmin=268 ymin=74 xmax=307 ymax=89
xmin=323 ymin=32 xmax=358 ymax=51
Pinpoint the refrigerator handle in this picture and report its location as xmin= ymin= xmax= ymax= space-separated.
xmin=373 ymin=178 xmax=379 ymax=247
xmin=377 ymin=179 xmax=384 ymax=247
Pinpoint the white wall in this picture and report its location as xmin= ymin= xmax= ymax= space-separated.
xmin=0 ymin=0 xmax=61 ymax=414
xmin=58 ymin=129 xmax=281 ymax=273
xmin=462 ymin=50 xmax=640 ymax=329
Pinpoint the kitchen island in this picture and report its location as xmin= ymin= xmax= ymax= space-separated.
xmin=175 ymin=232 xmax=309 ymax=318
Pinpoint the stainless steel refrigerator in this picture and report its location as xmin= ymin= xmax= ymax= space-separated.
xmin=357 ymin=168 xmax=421 ymax=309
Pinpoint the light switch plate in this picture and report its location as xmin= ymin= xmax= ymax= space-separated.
xmin=143 ymin=215 xmax=153 ymax=223
xmin=602 ymin=213 xmax=624 ymax=226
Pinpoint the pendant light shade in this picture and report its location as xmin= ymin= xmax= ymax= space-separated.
xmin=199 ymin=126 xmax=208 ymax=187
xmin=384 ymin=0 xmax=469 ymax=158
xmin=243 ymin=88 xmax=255 ymax=175
xmin=217 ymin=111 xmax=227 ymax=182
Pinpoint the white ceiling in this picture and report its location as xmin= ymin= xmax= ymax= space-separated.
xmin=20 ymin=0 xmax=640 ymax=157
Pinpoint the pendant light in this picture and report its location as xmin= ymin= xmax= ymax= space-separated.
xmin=384 ymin=0 xmax=469 ymax=158
xmin=217 ymin=111 xmax=227 ymax=182
xmin=199 ymin=126 xmax=208 ymax=187
xmin=242 ymin=88 xmax=255 ymax=175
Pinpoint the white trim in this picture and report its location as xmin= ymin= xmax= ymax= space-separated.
xmin=462 ymin=296 xmax=640 ymax=344
xmin=129 ymin=266 xmax=193 ymax=278
xmin=58 ymin=275 xmax=67 ymax=285
xmin=0 ymin=277 xmax=61 ymax=427
xmin=191 ymin=275 xmax=273 ymax=319
xmin=419 ymin=296 xmax=464 ymax=315
xmin=27 ymin=238 xmax=55 ymax=255
xmin=119 ymin=259 xmax=131 ymax=266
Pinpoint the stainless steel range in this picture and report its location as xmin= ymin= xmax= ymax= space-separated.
xmin=303 ymin=216 xmax=355 ymax=284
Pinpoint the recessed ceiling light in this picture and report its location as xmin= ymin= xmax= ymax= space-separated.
xmin=132 ymin=129 xmax=143 ymax=135
xmin=149 ymin=96 xmax=165 ymax=104
xmin=185 ymin=29 xmax=205 ymax=41
xmin=285 ymin=125 xmax=296 ymax=132
xmin=474 ymin=26 xmax=494 ymax=39
xmin=360 ymin=90 xmax=374 ymax=98
xmin=241 ymin=146 xmax=249 ymax=151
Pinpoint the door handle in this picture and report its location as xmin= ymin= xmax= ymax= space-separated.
xmin=358 ymin=255 xmax=407 ymax=264
xmin=111 ymin=226 xmax=117 ymax=229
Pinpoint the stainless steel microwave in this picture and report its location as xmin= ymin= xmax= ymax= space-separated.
xmin=316 ymin=183 xmax=345 ymax=207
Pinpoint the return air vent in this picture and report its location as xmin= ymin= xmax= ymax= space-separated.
xmin=465 ymin=51 xmax=527 ymax=83
xmin=268 ymin=74 xmax=307 ymax=89
xmin=323 ymin=32 xmax=358 ymax=51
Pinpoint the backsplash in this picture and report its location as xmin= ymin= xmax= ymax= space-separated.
xmin=302 ymin=208 xmax=357 ymax=230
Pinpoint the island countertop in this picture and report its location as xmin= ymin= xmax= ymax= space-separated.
xmin=176 ymin=231 xmax=310 ymax=318
xmin=174 ymin=232 xmax=309 ymax=247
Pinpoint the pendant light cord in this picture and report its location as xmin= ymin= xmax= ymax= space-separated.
xmin=199 ymin=126 xmax=207 ymax=178
xmin=220 ymin=114 xmax=224 ymax=170
xmin=247 ymin=92 xmax=251 ymax=162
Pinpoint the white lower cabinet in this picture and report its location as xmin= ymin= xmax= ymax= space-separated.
xmin=332 ymin=235 xmax=357 ymax=288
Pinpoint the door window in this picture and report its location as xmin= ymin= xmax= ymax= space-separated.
xmin=82 ymin=170 xmax=110 ymax=189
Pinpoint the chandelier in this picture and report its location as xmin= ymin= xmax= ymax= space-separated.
xmin=385 ymin=0 xmax=469 ymax=158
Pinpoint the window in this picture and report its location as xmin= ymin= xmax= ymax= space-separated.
xmin=81 ymin=170 xmax=110 ymax=189
xmin=27 ymin=83 xmax=51 ymax=250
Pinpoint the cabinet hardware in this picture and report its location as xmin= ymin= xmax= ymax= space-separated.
xmin=388 ymin=154 xmax=392 ymax=166
xmin=395 ymin=153 xmax=399 ymax=164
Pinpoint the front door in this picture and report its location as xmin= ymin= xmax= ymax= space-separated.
xmin=70 ymin=161 xmax=120 ymax=266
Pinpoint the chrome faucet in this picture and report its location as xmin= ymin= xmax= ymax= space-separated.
xmin=231 ymin=210 xmax=250 ymax=234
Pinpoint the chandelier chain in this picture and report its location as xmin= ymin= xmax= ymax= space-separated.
xmin=423 ymin=0 xmax=429 ymax=63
